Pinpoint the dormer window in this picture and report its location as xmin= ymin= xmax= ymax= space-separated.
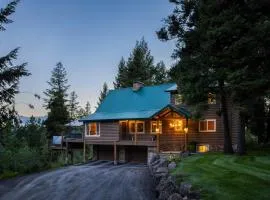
xmin=174 ymin=94 xmax=183 ymax=105
xmin=208 ymin=93 xmax=216 ymax=104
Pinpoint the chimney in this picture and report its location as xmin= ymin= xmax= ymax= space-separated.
xmin=133 ymin=81 xmax=144 ymax=91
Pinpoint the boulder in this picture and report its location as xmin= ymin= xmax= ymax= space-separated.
xmin=168 ymin=193 xmax=183 ymax=200
xmin=156 ymin=176 xmax=178 ymax=200
xmin=156 ymin=167 xmax=169 ymax=174
xmin=152 ymin=158 xmax=168 ymax=173
xmin=149 ymin=153 xmax=160 ymax=164
xmin=179 ymin=182 xmax=192 ymax=197
xmin=168 ymin=161 xmax=177 ymax=170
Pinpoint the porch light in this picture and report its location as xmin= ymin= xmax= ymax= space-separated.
xmin=156 ymin=128 xmax=160 ymax=132
xmin=184 ymin=127 xmax=188 ymax=134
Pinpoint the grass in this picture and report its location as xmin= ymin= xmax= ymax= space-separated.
xmin=171 ymin=150 xmax=270 ymax=200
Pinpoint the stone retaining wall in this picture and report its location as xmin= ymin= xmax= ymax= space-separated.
xmin=149 ymin=152 xmax=200 ymax=200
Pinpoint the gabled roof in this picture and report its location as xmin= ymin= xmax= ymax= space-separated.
xmin=80 ymin=83 xmax=190 ymax=122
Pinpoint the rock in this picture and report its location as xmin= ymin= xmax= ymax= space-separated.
xmin=156 ymin=167 xmax=169 ymax=174
xmin=168 ymin=161 xmax=177 ymax=170
xmin=152 ymin=158 xmax=168 ymax=173
xmin=168 ymin=193 xmax=183 ymax=200
xmin=182 ymin=196 xmax=188 ymax=200
xmin=179 ymin=182 xmax=192 ymax=197
xmin=156 ymin=176 xmax=177 ymax=200
xmin=149 ymin=153 xmax=160 ymax=164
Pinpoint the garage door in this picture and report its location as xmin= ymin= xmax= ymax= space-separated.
xmin=97 ymin=145 xmax=114 ymax=161
xmin=126 ymin=146 xmax=147 ymax=163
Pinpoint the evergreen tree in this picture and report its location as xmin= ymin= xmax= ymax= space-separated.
xmin=77 ymin=101 xmax=91 ymax=118
xmin=44 ymin=62 xmax=70 ymax=138
xmin=85 ymin=101 xmax=91 ymax=115
xmin=153 ymin=61 xmax=169 ymax=84
xmin=113 ymin=57 xmax=127 ymax=89
xmin=114 ymin=38 xmax=169 ymax=88
xmin=0 ymin=0 xmax=30 ymax=129
xmin=69 ymin=91 xmax=79 ymax=121
xmin=158 ymin=0 xmax=270 ymax=154
xmin=97 ymin=82 xmax=109 ymax=107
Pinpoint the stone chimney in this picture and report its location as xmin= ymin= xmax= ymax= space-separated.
xmin=132 ymin=81 xmax=144 ymax=91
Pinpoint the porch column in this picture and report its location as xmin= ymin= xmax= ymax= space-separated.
xmin=114 ymin=141 xmax=117 ymax=165
xmin=83 ymin=123 xmax=86 ymax=163
xmin=156 ymin=120 xmax=160 ymax=153
xmin=135 ymin=120 xmax=137 ymax=145
xmin=184 ymin=118 xmax=189 ymax=151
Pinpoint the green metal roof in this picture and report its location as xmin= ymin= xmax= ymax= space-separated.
xmin=80 ymin=83 xmax=190 ymax=122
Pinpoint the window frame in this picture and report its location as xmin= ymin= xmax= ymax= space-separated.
xmin=150 ymin=121 xmax=162 ymax=134
xmin=199 ymin=119 xmax=216 ymax=132
xmin=208 ymin=93 xmax=216 ymax=104
xmin=128 ymin=120 xmax=145 ymax=134
xmin=85 ymin=122 xmax=100 ymax=137
xmin=174 ymin=94 xmax=183 ymax=105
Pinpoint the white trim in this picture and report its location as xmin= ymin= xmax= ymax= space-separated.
xmin=150 ymin=120 xmax=162 ymax=134
xmin=128 ymin=120 xmax=145 ymax=134
xmin=199 ymin=119 xmax=216 ymax=132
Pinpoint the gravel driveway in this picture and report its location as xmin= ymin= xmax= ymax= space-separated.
xmin=0 ymin=161 xmax=155 ymax=200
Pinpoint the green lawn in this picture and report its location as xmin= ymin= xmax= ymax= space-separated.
xmin=172 ymin=151 xmax=270 ymax=200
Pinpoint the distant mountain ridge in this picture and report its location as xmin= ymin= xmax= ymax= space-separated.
xmin=19 ymin=116 xmax=47 ymax=126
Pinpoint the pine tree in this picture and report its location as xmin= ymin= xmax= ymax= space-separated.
xmin=158 ymin=0 xmax=270 ymax=154
xmin=97 ymin=82 xmax=109 ymax=107
xmin=69 ymin=91 xmax=79 ymax=121
xmin=44 ymin=62 xmax=70 ymax=138
xmin=114 ymin=38 xmax=169 ymax=88
xmin=0 ymin=0 xmax=30 ymax=129
xmin=153 ymin=61 xmax=169 ymax=84
xmin=85 ymin=101 xmax=91 ymax=115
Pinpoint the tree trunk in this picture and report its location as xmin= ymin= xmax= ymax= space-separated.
xmin=219 ymin=81 xmax=234 ymax=154
xmin=267 ymin=111 xmax=270 ymax=143
xmin=238 ymin=112 xmax=246 ymax=155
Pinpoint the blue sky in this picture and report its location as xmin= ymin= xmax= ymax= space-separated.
xmin=1 ymin=0 xmax=176 ymax=116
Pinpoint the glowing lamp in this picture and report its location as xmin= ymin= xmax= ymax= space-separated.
xmin=184 ymin=127 xmax=188 ymax=134
xmin=156 ymin=128 xmax=160 ymax=133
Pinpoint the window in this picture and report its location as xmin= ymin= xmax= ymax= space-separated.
xmin=208 ymin=93 xmax=216 ymax=104
xmin=174 ymin=94 xmax=183 ymax=105
xmin=86 ymin=122 xmax=100 ymax=136
xmin=199 ymin=119 xmax=216 ymax=132
xmin=151 ymin=121 xmax=162 ymax=134
xmin=175 ymin=120 xmax=183 ymax=131
xmin=128 ymin=121 xmax=145 ymax=134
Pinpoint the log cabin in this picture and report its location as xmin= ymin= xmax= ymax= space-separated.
xmin=80 ymin=82 xmax=239 ymax=164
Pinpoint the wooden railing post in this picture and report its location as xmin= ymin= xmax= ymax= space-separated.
xmin=135 ymin=120 xmax=137 ymax=145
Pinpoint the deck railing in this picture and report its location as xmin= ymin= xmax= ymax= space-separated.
xmin=120 ymin=132 xmax=156 ymax=141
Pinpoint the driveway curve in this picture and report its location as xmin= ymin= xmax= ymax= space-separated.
xmin=0 ymin=161 xmax=155 ymax=200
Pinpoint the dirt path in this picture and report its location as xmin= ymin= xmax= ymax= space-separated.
xmin=0 ymin=161 xmax=155 ymax=200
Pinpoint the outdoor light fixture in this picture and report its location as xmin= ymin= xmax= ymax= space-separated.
xmin=156 ymin=128 xmax=160 ymax=132
xmin=184 ymin=127 xmax=188 ymax=134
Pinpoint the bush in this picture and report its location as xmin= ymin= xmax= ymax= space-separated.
xmin=188 ymin=141 xmax=197 ymax=152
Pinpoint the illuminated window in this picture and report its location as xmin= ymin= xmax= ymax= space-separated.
xmin=169 ymin=120 xmax=184 ymax=132
xmin=151 ymin=121 xmax=162 ymax=134
xmin=86 ymin=122 xmax=100 ymax=136
xmin=129 ymin=121 xmax=145 ymax=134
xmin=174 ymin=94 xmax=183 ymax=105
xmin=196 ymin=144 xmax=209 ymax=152
xmin=208 ymin=93 xmax=216 ymax=104
xmin=199 ymin=119 xmax=216 ymax=132
xmin=175 ymin=120 xmax=183 ymax=131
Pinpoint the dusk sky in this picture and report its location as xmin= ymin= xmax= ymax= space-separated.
xmin=1 ymin=0 xmax=176 ymax=117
